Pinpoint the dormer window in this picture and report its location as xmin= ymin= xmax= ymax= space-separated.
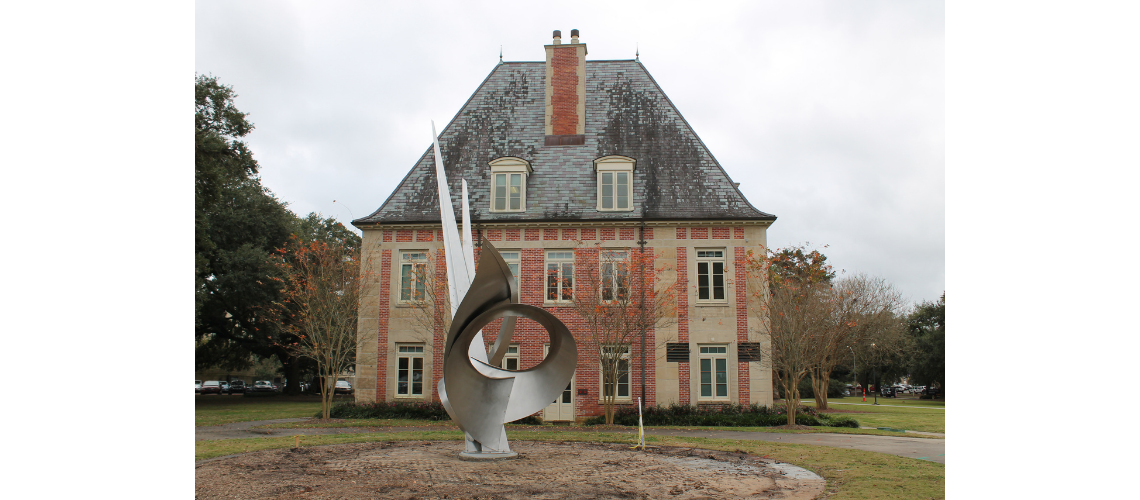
xmin=488 ymin=157 xmax=532 ymax=212
xmin=594 ymin=156 xmax=635 ymax=211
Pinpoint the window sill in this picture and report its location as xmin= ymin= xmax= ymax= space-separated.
xmin=394 ymin=394 xmax=426 ymax=399
xmin=694 ymin=302 xmax=730 ymax=307
xmin=596 ymin=208 xmax=635 ymax=212
xmin=543 ymin=301 xmax=574 ymax=307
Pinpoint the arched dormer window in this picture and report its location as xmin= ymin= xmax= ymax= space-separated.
xmin=593 ymin=155 xmax=636 ymax=211
xmin=488 ymin=157 xmax=532 ymax=212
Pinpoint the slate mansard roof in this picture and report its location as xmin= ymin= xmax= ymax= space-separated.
xmin=353 ymin=60 xmax=775 ymax=227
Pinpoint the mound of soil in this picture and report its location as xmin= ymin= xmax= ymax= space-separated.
xmin=196 ymin=440 xmax=825 ymax=499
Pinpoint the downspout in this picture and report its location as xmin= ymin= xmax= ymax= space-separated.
xmin=638 ymin=221 xmax=647 ymax=404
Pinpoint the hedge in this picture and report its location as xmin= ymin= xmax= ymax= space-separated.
xmin=584 ymin=403 xmax=859 ymax=428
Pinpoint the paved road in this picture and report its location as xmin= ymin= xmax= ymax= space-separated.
xmin=197 ymin=420 xmax=945 ymax=464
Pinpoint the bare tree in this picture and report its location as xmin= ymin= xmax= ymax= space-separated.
xmin=758 ymin=280 xmax=833 ymax=425
xmin=568 ymin=245 xmax=679 ymax=424
xmin=808 ymin=273 xmax=906 ymax=409
xmin=273 ymin=237 xmax=368 ymax=419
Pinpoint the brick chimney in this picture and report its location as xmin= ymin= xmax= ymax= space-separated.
xmin=544 ymin=29 xmax=586 ymax=146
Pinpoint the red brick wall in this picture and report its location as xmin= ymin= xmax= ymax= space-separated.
xmin=690 ymin=227 xmax=708 ymax=239
xmin=431 ymin=248 xmax=447 ymax=402
xmin=383 ymin=230 xmax=392 ymax=242
xmin=487 ymin=229 xmax=502 ymax=241
xmin=735 ymin=246 xmax=749 ymax=404
xmin=711 ymin=227 xmax=729 ymax=240
xmin=619 ymin=228 xmax=635 ymax=241
xmin=581 ymin=228 xmax=596 ymax=240
xmin=600 ymin=228 xmax=615 ymax=241
xmin=734 ymin=227 xmax=744 ymax=240
xmin=676 ymin=246 xmax=690 ymax=405
xmin=550 ymin=46 xmax=580 ymax=135
xmin=543 ymin=228 xmax=558 ymax=241
xmin=376 ymin=249 xmax=392 ymax=401
xmin=676 ymin=227 xmax=687 ymax=239
xmin=396 ymin=229 xmax=413 ymax=242
xmin=525 ymin=228 xmax=540 ymax=241
xmin=416 ymin=230 xmax=434 ymax=242
xmin=643 ymin=228 xmax=654 ymax=240
xmin=562 ymin=228 xmax=577 ymax=241
xmin=506 ymin=229 xmax=520 ymax=241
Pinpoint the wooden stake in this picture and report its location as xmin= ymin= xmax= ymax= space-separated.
xmin=295 ymin=435 xmax=300 ymax=448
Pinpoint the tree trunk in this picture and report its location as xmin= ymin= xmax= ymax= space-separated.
xmin=783 ymin=379 xmax=799 ymax=426
xmin=812 ymin=368 xmax=830 ymax=410
xmin=282 ymin=355 xmax=302 ymax=395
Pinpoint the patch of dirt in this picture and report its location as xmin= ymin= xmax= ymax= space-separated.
xmin=196 ymin=441 xmax=825 ymax=499
xmin=768 ymin=425 xmax=816 ymax=431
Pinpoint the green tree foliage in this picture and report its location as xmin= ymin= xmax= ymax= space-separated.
xmin=907 ymin=293 xmax=945 ymax=390
xmin=195 ymin=74 xmax=301 ymax=384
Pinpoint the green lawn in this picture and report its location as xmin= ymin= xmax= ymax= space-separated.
xmin=196 ymin=430 xmax=944 ymax=499
xmin=195 ymin=394 xmax=353 ymax=427
xmin=799 ymin=397 xmax=946 ymax=434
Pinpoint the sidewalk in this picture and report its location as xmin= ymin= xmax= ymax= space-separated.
xmin=196 ymin=419 xmax=945 ymax=464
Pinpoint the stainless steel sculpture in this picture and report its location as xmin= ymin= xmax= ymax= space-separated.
xmin=430 ymin=123 xmax=577 ymax=459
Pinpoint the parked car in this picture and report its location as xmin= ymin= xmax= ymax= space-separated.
xmin=334 ymin=380 xmax=354 ymax=395
xmin=195 ymin=380 xmax=202 ymax=393
xmin=228 ymin=380 xmax=247 ymax=394
xmin=219 ymin=381 xmax=230 ymax=394
xmin=201 ymin=381 xmax=223 ymax=395
xmin=251 ymin=380 xmax=275 ymax=393
xmin=879 ymin=386 xmax=896 ymax=398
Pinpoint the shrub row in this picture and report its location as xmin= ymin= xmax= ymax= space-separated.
xmin=325 ymin=401 xmax=451 ymax=420
xmin=584 ymin=403 xmax=858 ymax=428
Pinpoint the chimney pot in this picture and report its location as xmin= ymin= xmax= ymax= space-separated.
xmin=570 ymin=29 xmax=580 ymax=44
xmin=552 ymin=30 xmax=561 ymax=45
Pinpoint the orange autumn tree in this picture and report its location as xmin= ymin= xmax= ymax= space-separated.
xmin=566 ymin=244 xmax=679 ymax=425
xmin=271 ymin=234 xmax=367 ymax=419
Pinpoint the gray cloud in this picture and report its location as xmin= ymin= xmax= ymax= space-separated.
xmin=196 ymin=0 xmax=944 ymax=304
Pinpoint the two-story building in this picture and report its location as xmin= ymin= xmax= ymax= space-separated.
xmin=352 ymin=30 xmax=776 ymax=421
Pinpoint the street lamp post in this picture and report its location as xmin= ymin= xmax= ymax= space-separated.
xmin=872 ymin=343 xmax=879 ymax=405
xmin=847 ymin=345 xmax=860 ymax=401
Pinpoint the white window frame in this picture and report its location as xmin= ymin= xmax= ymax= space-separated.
xmin=695 ymin=248 xmax=727 ymax=303
xmin=500 ymin=344 xmax=520 ymax=371
xmin=395 ymin=343 xmax=425 ymax=397
xmin=545 ymin=250 xmax=575 ymax=303
xmin=600 ymin=344 xmax=632 ymax=401
xmin=594 ymin=156 xmax=635 ymax=212
xmin=489 ymin=157 xmax=532 ymax=213
xmin=698 ymin=345 xmax=729 ymax=400
xmin=398 ymin=250 xmax=429 ymax=304
xmin=499 ymin=250 xmax=521 ymax=292
xmin=600 ymin=249 xmax=629 ymax=302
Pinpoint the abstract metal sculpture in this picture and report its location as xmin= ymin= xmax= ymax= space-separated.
xmin=430 ymin=123 xmax=577 ymax=459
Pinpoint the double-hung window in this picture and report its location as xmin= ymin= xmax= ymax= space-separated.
xmin=396 ymin=344 xmax=425 ymax=397
xmin=594 ymin=156 xmax=635 ymax=212
xmin=601 ymin=344 xmax=631 ymax=399
xmin=600 ymin=250 xmax=629 ymax=302
xmin=399 ymin=251 xmax=428 ymax=303
xmin=546 ymin=251 xmax=574 ymax=302
xmin=698 ymin=345 xmax=728 ymax=400
xmin=489 ymin=157 xmax=532 ymax=213
xmin=499 ymin=250 xmax=521 ymax=291
xmin=500 ymin=345 xmax=520 ymax=371
xmin=696 ymin=249 xmax=726 ymax=302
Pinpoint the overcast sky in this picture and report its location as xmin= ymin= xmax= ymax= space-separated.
xmin=195 ymin=0 xmax=944 ymax=306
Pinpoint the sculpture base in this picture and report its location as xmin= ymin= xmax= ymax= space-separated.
xmin=457 ymin=451 xmax=519 ymax=461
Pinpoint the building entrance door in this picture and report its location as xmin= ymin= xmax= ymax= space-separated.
xmin=542 ymin=344 xmax=575 ymax=421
